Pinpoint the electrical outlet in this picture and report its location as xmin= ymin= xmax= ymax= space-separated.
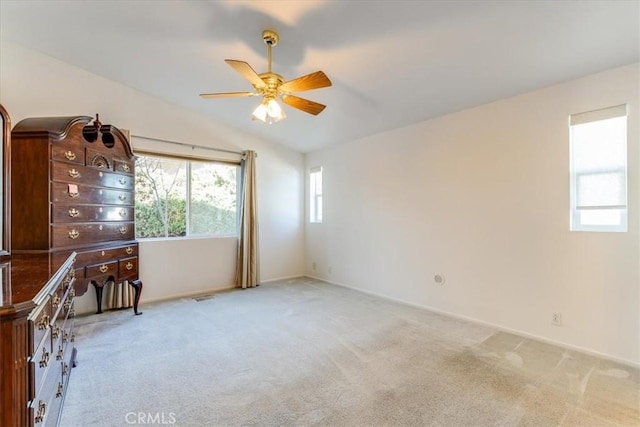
xmin=552 ymin=312 xmax=562 ymax=326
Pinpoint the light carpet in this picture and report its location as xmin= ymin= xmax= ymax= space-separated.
xmin=60 ymin=277 xmax=639 ymax=426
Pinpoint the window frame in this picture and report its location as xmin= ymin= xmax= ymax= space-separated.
xmin=134 ymin=151 xmax=241 ymax=239
xmin=309 ymin=166 xmax=323 ymax=223
xmin=569 ymin=105 xmax=628 ymax=233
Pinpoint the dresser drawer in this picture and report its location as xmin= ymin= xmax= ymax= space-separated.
xmin=28 ymin=297 xmax=52 ymax=355
xmin=51 ymin=182 xmax=133 ymax=205
xmin=51 ymin=222 xmax=135 ymax=248
xmin=51 ymin=144 xmax=84 ymax=165
xmin=119 ymin=256 xmax=138 ymax=280
xmin=52 ymin=243 xmax=138 ymax=269
xmin=30 ymin=364 xmax=63 ymax=426
xmin=30 ymin=397 xmax=49 ymax=426
xmin=114 ymin=159 xmax=134 ymax=175
xmin=51 ymin=283 xmax=72 ymax=343
xmin=51 ymin=161 xmax=134 ymax=190
xmin=51 ymin=268 xmax=73 ymax=316
xmin=61 ymin=311 xmax=76 ymax=361
xmin=85 ymin=260 xmax=118 ymax=279
xmin=29 ymin=328 xmax=53 ymax=402
xmin=85 ymin=146 xmax=113 ymax=171
xmin=43 ymin=367 xmax=65 ymax=427
xmin=52 ymin=204 xmax=134 ymax=223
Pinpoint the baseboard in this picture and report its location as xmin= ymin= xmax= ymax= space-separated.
xmin=140 ymin=286 xmax=237 ymax=305
xmin=261 ymin=274 xmax=306 ymax=284
xmin=305 ymin=275 xmax=640 ymax=369
xmin=135 ymin=275 xmax=305 ymax=306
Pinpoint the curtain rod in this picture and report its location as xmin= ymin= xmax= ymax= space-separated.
xmin=131 ymin=134 xmax=245 ymax=156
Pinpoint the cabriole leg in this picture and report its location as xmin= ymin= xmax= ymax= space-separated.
xmin=129 ymin=279 xmax=143 ymax=315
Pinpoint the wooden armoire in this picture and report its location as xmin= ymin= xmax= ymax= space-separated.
xmin=10 ymin=115 xmax=143 ymax=314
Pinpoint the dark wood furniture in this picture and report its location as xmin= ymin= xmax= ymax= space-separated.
xmin=0 ymin=251 xmax=77 ymax=426
xmin=0 ymin=104 xmax=11 ymax=257
xmin=10 ymin=115 xmax=142 ymax=314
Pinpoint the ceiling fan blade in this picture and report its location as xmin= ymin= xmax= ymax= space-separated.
xmin=225 ymin=59 xmax=266 ymax=89
xmin=280 ymin=71 xmax=332 ymax=93
xmin=281 ymin=95 xmax=327 ymax=115
xmin=200 ymin=92 xmax=256 ymax=99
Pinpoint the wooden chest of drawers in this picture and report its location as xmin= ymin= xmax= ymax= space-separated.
xmin=28 ymin=256 xmax=77 ymax=426
xmin=11 ymin=115 xmax=142 ymax=314
xmin=0 ymin=253 xmax=77 ymax=427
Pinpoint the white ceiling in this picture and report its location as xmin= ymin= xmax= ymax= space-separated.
xmin=1 ymin=1 xmax=638 ymax=153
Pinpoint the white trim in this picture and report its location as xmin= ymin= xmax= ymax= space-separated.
xmin=139 ymin=286 xmax=236 ymax=305
xmin=570 ymin=104 xmax=627 ymax=125
xmin=261 ymin=274 xmax=306 ymax=284
xmin=306 ymin=275 xmax=640 ymax=368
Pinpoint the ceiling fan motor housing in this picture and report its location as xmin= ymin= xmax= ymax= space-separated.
xmin=262 ymin=30 xmax=279 ymax=47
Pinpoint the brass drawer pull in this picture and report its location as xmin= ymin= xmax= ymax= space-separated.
xmin=64 ymin=151 xmax=76 ymax=161
xmin=39 ymin=349 xmax=49 ymax=368
xmin=71 ymin=332 xmax=76 ymax=341
xmin=68 ymin=208 xmax=79 ymax=217
xmin=56 ymin=347 xmax=64 ymax=361
xmin=68 ymin=229 xmax=79 ymax=239
xmin=125 ymin=246 xmax=133 ymax=255
xmin=68 ymin=191 xmax=79 ymax=198
xmin=52 ymin=326 xmax=61 ymax=340
xmin=70 ymin=310 xmax=76 ymax=319
xmin=37 ymin=314 xmax=49 ymax=330
xmin=34 ymin=401 xmax=46 ymax=423
xmin=52 ymin=295 xmax=61 ymax=310
xmin=69 ymin=288 xmax=76 ymax=297
xmin=119 ymin=226 xmax=128 ymax=234
xmin=125 ymin=262 xmax=134 ymax=271
xmin=68 ymin=168 xmax=80 ymax=178
xmin=121 ymin=164 xmax=131 ymax=172
xmin=99 ymin=264 xmax=109 ymax=273
xmin=63 ymin=363 xmax=69 ymax=376
xmin=119 ymin=209 xmax=127 ymax=217
xmin=119 ymin=178 xmax=127 ymax=185
xmin=118 ymin=194 xmax=127 ymax=201
xmin=62 ymin=331 xmax=69 ymax=343
xmin=63 ymin=300 xmax=71 ymax=311
xmin=56 ymin=382 xmax=64 ymax=398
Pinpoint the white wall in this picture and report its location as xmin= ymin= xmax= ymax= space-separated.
xmin=0 ymin=41 xmax=305 ymax=314
xmin=305 ymin=63 xmax=640 ymax=365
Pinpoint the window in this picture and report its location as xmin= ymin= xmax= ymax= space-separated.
xmin=309 ymin=166 xmax=323 ymax=223
xmin=570 ymin=105 xmax=627 ymax=232
xmin=135 ymin=154 xmax=239 ymax=238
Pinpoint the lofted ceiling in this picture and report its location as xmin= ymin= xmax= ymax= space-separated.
xmin=1 ymin=1 xmax=638 ymax=153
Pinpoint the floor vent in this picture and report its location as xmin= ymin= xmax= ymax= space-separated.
xmin=193 ymin=294 xmax=216 ymax=302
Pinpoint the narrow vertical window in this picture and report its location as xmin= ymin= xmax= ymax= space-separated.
xmin=570 ymin=104 xmax=627 ymax=232
xmin=310 ymin=166 xmax=323 ymax=223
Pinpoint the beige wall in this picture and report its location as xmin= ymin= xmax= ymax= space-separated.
xmin=0 ymin=41 xmax=306 ymax=314
xmin=305 ymin=63 xmax=640 ymax=365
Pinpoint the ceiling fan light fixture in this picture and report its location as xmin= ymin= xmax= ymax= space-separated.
xmin=201 ymin=29 xmax=331 ymax=120
xmin=252 ymin=101 xmax=268 ymax=122
xmin=252 ymin=98 xmax=286 ymax=124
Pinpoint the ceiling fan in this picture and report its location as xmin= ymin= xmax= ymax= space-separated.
xmin=200 ymin=29 xmax=332 ymax=123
